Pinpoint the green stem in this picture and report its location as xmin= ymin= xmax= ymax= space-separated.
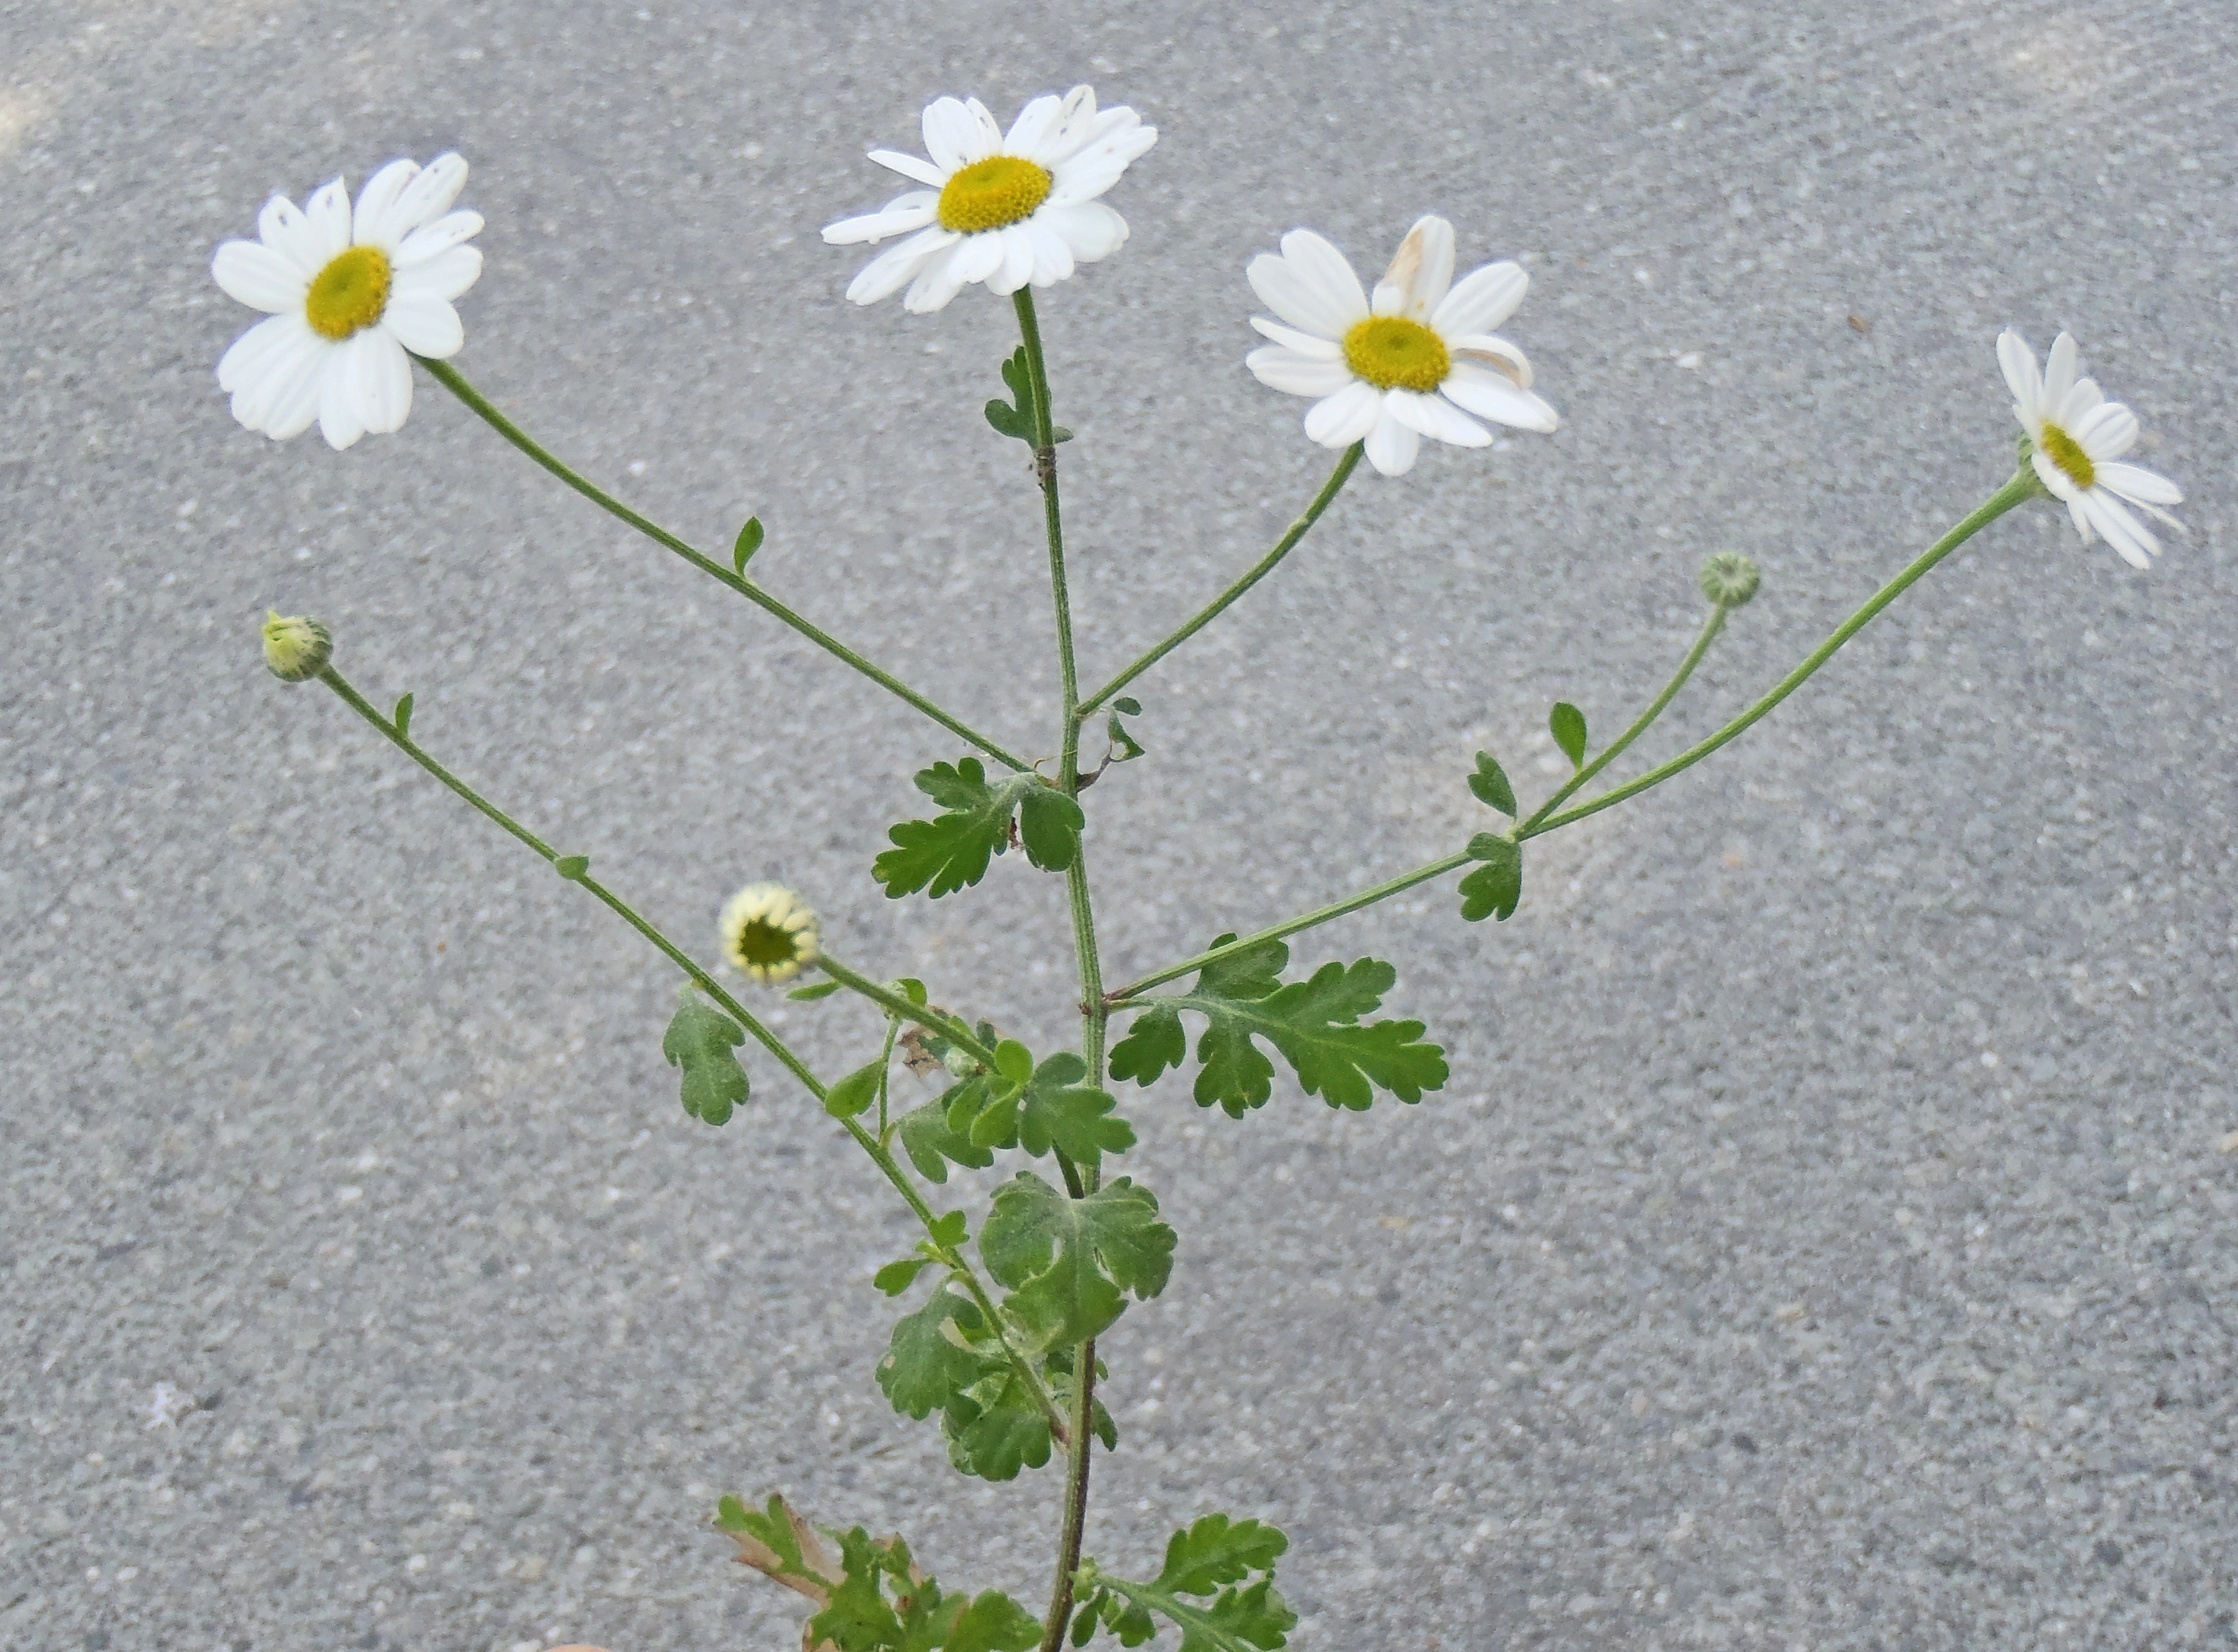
xmin=313 ymin=666 xmax=818 ymax=1095
xmin=1108 ymin=852 xmax=1474 ymax=1003
xmin=311 ymin=667 xmax=1062 ymax=1441
xmin=1012 ymin=286 xmax=1102 ymax=1652
xmin=416 ymin=356 xmax=1028 ymax=772
xmin=1521 ymin=470 xmax=2036 ymax=839
xmin=1108 ymin=471 xmax=2037 ymax=1002
xmin=1076 ymin=443 xmax=1363 ymax=717
xmin=814 ymin=955 xmax=1003 ymax=1074
xmin=832 ymin=1109 xmax=1070 ymax=1447
xmin=1519 ymin=602 xmax=1729 ymax=834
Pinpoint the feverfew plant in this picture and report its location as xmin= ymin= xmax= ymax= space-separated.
xmin=218 ymin=87 xmax=2183 ymax=1652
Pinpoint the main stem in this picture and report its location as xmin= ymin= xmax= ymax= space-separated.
xmin=416 ymin=357 xmax=1028 ymax=772
xmin=1014 ymin=287 xmax=1101 ymax=1652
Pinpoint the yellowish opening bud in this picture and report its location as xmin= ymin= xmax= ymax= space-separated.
xmin=262 ymin=612 xmax=333 ymax=682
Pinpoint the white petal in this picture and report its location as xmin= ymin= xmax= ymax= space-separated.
xmin=386 ymin=153 xmax=469 ymax=239
xmin=903 ymin=243 xmax=972 ymax=313
xmin=1373 ymin=215 xmax=1455 ymax=322
xmin=257 ymin=194 xmax=326 ymax=278
xmin=1439 ymin=363 xmax=1560 ymax=432
xmin=1302 ymin=379 xmax=1382 ymax=446
xmin=393 ymin=209 xmax=483 ymax=267
xmin=212 ymin=239 xmax=308 ymax=312
xmin=1995 ymin=329 xmax=2042 ymax=423
xmin=868 ymin=147 xmax=945 ymax=186
xmin=1249 ymin=316 xmax=1344 ymax=358
xmin=989 ymin=223 xmax=1038 ymax=295
xmin=1046 ymin=123 xmax=1157 ymax=205
xmin=950 ymin=231 xmax=1007 ymax=288
xmin=2066 ymin=495 xmax=2094 ymax=543
xmin=1431 ymin=261 xmax=1528 ymax=338
xmin=1247 ymin=345 xmax=1355 ymax=398
xmin=2094 ymin=461 xmax=2181 ymax=507
xmin=2071 ymin=400 xmax=2138 ymax=461
xmin=1039 ymin=91 xmax=1121 ymax=167
xmin=1025 ymin=220 xmax=1075 ymax=285
xmin=823 ymin=194 xmax=939 ymax=246
xmin=349 ymin=327 xmax=413 ymax=434
xmin=1448 ymin=334 xmax=1533 ymax=389
xmin=845 ymin=225 xmax=956 ymax=304
xmin=1388 ymin=387 xmax=1489 ymax=446
xmin=304 ymin=178 xmax=353 ymax=264
xmin=390 ymin=244 xmax=481 ymax=304
xmin=352 ymin=158 xmax=421 ymax=248
xmin=2032 ymin=449 xmax=2080 ymax=503
xmin=1247 ymin=246 xmax=1365 ymax=340
xmin=1042 ymin=202 xmax=1127 ymax=263
xmin=961 ymin=98 xmax=1003 ymax=160
xmin=219 ymin=310 xmax=310 ymax=394
xmin=2042 ymin=331 xmax=2080 ymax=414
xmin=381 ymin=291 xmax=463 ymax=357
xmin=1363 ymin=405 xmax=1422 ymax=476
xmin=921 ymin=98 xmax=984 ymax=173
xmin=2083 ymin=489 xmax=2157 ymax=567
xmin=318 ymin=359 xmax=368 ymax=449
xmin=1280 ymin=229 xmax=1370 ymax=327
xmin=1004 ymin=93 xmax=1064 ymax=157
xmin=250 ymin=334 xmax=333 ymax=440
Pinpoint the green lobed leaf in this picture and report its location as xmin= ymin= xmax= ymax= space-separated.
xmin=945 ymin=1591 xmax=1044 ymax=1652
xmin=1153 ymin=1515 xmax=1289 ymax=1597
xmin=1108 ymin=936 xmax=1447 ymax=1116
xmin=942 ymin=1367 xmax=1055 ymax=1481
xmin=1106 ymin=696 xmax=1146 ymax=763
xmin=1550 ymin=701 xmax=1588 ymax=767
xmin=806 ymin=1529 xmax=908 ymax=1651
xmin=897 ymin=1094 xmax=996 ymax=1182
xmin=1014 ymin=1053 xmax=1136 ymax=1168
xmin=980 ymin=1173 xmax=1175 ymax=1353
xmin=1467 ymin=750 xmax=1515 ymax=816
xmin=715 ymin=1492 xmax=840 ymax=1602
xmin=874 ymin=1257 xmax=933 ymax=1296
xmin=1457 ymin=835 xmax=1523 ymax=922
xmin=873 ymin=758 xmax=1084 ymax=900
xmin=661 ymin=993 xmax=749 ymax=1125
xmin=877 ymin=1288 xmax=993 ymax=1420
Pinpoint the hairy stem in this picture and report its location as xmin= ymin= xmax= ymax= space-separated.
xmin=417 ymin=356 xmax=1028 ymax=771
xmin=1013 ymin=286 xmax=1102 ymax=1652
xmin=1077 ymin=442 xmax=1363 ymax=717
xmin=1109 ymin=470 xmax=2038 ymax=999
xmin=815 ymin=954 xmax=1004 ymax=1073
xmin=1521 ymin=470 xmax=2036 ymax=839
xmin=1520 ymin=601 xmax=1730 ymax=834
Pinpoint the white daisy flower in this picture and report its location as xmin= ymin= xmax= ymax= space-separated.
xmin=1245 ymin=215 xmax=1559 ymax=477
xmin=211 ymin=153 xmax=484 ymax=450
xmin=1997 ymin=329 xmax=2182 ymax=569
xmin=822 ymin=86 xmax=1156 ymax=313
xmin=719 ymin=883 xmax=822 ymax=986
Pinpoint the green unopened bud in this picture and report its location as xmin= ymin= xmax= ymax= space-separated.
xmin=1697 ymin=552 xmax=1761 ymax=608
xmin=262 ymin=612 xmax=333 ymax=682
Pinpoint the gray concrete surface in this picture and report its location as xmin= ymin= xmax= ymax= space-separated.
xmin=5 ymin=1 xmax=2236 ymax=1648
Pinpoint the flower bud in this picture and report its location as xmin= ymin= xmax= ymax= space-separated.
xmin=262 ymin=612 xmax=333 ymax=682
xmin=719 ymin=882 xmax=822 ymax=985
xmin=1697 ymin=552 xmax=1761 ymax=608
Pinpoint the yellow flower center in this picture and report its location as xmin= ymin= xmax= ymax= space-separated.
xmin=730 ymin=918 xmax=802 ymax=970
xmin=304 ymin=245 xmax=393 ymax=341
xmin=1342 ymin=316 xmax=1451 ymax=393
xmin=936 ymin=156 xmax=1053 ymax=234
xmin=2038 ymin=421 xmax=2096 ymax=490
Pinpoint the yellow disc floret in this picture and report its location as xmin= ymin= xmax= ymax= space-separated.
xmin=937 ymin=156 xmax=1054 ymax=234
xmin=719 ymin=883 xmax=822 ymax=986
xmin=2038 ymin=422 xmax=2096 ymax=491
xmin=304 ymin=245 xmax=393 ymax=341
xmin=1342 ymin=316 xmax=1451 ymax=393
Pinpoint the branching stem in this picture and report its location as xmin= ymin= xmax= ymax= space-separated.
xmin=816 ymin=954 xmax=1004 ymax=1074
xmin=417 ymin=356 xmax=1028 ymax=771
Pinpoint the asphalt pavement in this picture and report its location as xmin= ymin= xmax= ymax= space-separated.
xmin=4 ymin=1 xmax=2235 ymax=1648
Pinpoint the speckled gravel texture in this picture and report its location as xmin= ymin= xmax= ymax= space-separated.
xmin=6 ymin=1 xmax=2236 ymax=1648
